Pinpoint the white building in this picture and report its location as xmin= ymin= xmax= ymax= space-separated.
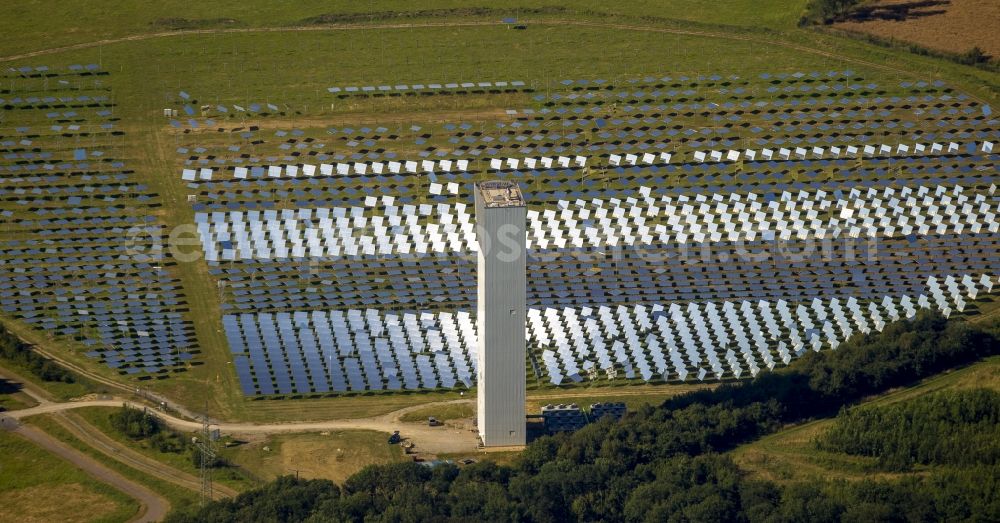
xmin=475 ymin=180 xmax=527 ymax=447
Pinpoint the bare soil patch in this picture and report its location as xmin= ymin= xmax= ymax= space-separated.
xmin=228 ymin=430 xmax=406 ymax=485
xmin=834 ymin=0 xmax=1000 ymax=57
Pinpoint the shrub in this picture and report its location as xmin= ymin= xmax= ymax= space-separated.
xmin=800 ymin=0 xmax=863 ymax=25
xmin=109 ymin=404 xmax=161 ymax=439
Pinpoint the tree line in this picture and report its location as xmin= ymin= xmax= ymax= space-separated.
xmin=167 ymin=311 xmax=1000 ymax=522
xmin=0 ymin=322 xmax=75 ymax=383
xmin=799 ymin=0 xmax=863 ymax=25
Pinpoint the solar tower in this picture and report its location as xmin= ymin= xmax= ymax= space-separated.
xmin=474 ymin=180 xmax=527 ymax=447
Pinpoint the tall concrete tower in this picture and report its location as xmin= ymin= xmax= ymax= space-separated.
xmin=474 ymin=180 xmax=527 ymax=447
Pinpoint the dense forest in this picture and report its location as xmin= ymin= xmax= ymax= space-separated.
xmin=818 ymin=388 xmax=1000 ymax=471
xmin=168 ymin=311 xmax=1000 ymax=522
xmin=0 ymin=323 xmax=75 ymax=383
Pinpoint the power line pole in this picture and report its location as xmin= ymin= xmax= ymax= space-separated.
xmin=194 ymin=409 xmax=216 ymax=505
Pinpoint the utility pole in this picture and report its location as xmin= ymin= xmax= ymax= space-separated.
xmin=194 ymin=408 xmax=216 ymax=505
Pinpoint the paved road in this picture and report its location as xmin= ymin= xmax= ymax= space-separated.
xmin=8 ymin=423 xmax=169 ymax=523
xmin=11 ymin=397 xmax=480 ymax=454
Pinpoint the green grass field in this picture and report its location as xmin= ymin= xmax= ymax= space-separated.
xmin=24 ymin=414 xmax=200 ymax=509
xmin=0 ymin=1 xmax=811 ymax=58
xmin=0 ymin=383 xmax=36 ymax=411
xmin=0 ymin=393 xmax=33 ymax=411
xmin=398 ymin=402 xmax=474 ymax=422
xmin=1 ymin=1 xmax=998 ymax=423
xmin=0 ymin=429 xmax=139 ymax=523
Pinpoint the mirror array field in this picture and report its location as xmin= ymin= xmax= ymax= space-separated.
xmin=2 ymin=54 xmax=997 ymax=397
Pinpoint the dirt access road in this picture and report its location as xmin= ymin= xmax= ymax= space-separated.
xmin=0 ymin=367 xmax=174 ymax=520
xmin=10 ymin=397 xmax=480 ymax=454
xmin=2 ymin=422 xmax=169 ymax=523
xmin=1 ymin=364 xmax=235 ymax=505
xmin=50 ymin=410 xmax=239 ymax=500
